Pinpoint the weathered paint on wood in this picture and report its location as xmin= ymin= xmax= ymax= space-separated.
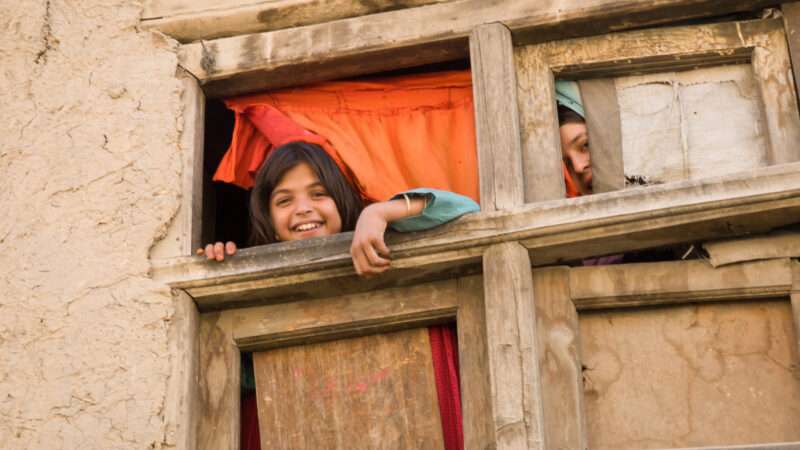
xmin=197 ymin=312 xmax=240 ymax=450
xmin=176 ymin=0 xmax=783 ymax=97
xmin=531 ymin=266 xmax=587 ymax=450
xmin=470 ymin=23 xmax=524 ymax=210
xmin=252 ymin=328 xmax=445 ymax=449
xmin=142 ymin=0 xmax=452 ymax=42
xmin=792 ymin=260 xmax=800 ymax=358
xmin=153 ymin=162 xmax=800 ymax=309
xmin=569 ymin=259 xmax=794 ymax=311
xmin=579 ymin=77 xmax=624 ymax=193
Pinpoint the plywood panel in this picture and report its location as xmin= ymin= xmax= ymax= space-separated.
xmin=253 ymin=328 xmax=444 ymax=449
xmin=580 ymin=300 xmax=800 ymax=450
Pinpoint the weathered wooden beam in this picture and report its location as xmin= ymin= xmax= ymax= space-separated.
xmin=152 ymin=162 xmax=800 ymax=309
xmin=531 ymin=267 xmax=587 ymax=450
xmin=651 ymin=442 xmax=800 ymax=450
xmin=792 ymin=260 xmax=800 ymax=358
xmin=703 ymin=230 xmax=800 ymax=267
xmin=784 ymin=2 xmax=800 ymax=112
xmin=483 ymin=242 xmax=544 ymax=449
xmin=197 ymin=312 xmax=239 ymax=450
xmin=470 ymin=23 xmax=524 ymax=210
xmin=472 ymin=23 xmax=544 ymax=449
xmin=165 ymin=290 xmax=199 ymax=450
xmin=455 ymin=275 xmax=495 ymax=449
xmin=569 ymin=258 xmax=793 ymax=310
xmin=176 ymin=0 xmax=784 ymax=97
xmin=229 ymin=279 xmax=459 ymax=352
xmin=142 ymin=0 xmax=453 ymax=43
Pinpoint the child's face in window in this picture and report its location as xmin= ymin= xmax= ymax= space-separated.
xmin=269 ymin=162 xmax=343 ymax=241
xmin=559 ymin=122 xmax=593 ymax=193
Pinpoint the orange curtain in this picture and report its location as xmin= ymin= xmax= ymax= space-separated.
xmin=216 ymin=70 xmax=479 ymax=203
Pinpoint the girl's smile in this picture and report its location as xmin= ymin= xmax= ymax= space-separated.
xmin=269 ymin=162 xmax=343 ymax=241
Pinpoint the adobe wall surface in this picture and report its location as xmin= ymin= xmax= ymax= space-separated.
xmin=0 ymin=1 xmax=184 ymax=448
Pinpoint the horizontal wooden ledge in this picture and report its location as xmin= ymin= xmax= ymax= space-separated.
xmin=651 ymin=442 xmax=800 ymax=450
xmin=176 ymin=0 xmax=781 ymax=97
xmin=570 ymin=258 xmax=794 ymax=311
xmin=150 ymin=162 xmax=800 ymax=310
xmin=141 ymin=0 xmax=453 ymax=43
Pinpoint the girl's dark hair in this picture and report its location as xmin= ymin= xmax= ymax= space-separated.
xmin=249 ymin=141 xmax=364 ymax=245
xmin=558 ymin=104 xmax=585 ymax=125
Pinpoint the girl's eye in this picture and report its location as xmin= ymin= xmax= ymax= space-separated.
xmin=274 ymin=197 xmax=291 ymax=206
xmin=311 ymin=190 xmax=328 ymax=199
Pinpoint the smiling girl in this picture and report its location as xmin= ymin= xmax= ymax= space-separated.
xmin=200 ymin=141 xmax=479 ymax=276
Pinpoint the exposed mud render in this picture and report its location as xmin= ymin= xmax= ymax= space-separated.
xmin=0 ymin=1 xmax=184 ymax=448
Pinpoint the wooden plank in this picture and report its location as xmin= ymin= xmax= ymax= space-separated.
xmin=197 ymin=312 xmax=239 ymax=450
xmin=470 ymin=23 xmax=524 ymax=210
xmin=569 ymin=258 xmax=794 ymax=311
xmin=652 ymin=443 xmax=800 ymax=450
xmin=579 ymin=78 xmax=624 ymax=193
xmin=526 ymin=19 xmax=800 ymax=166
xmin=482 ymin=242 xmax=544 ymax=449
xmin=703 ymin=230 xmax=800 ymax=267
xmin=228 ymin=279 xmax=459 ymax=351
xmin=180 ymin=72 xmax=205 ymax=255
xmin=142 ymin=0 xmax=453 ymax=43
xmin=152 ymin=162 xmax=800 ymax=309
xmin=164 ymin=290 xmax=199 ymax=450
xmin=455 ymin=275 xmax=495 ymax=449
xmin=792 ymin=260 xmax=800 ymax=358
xmin=783 ymin=2 xmax=800 ymax=120
xmin=531 ymin=267 xmax=587 ymax=450
xmin=515 ymin=42 xmax=565 ymax=202
xmin=252 ymin=328 xmax=445 ymax=449
xmin=176 ymin=0 xmax=782 ymax=97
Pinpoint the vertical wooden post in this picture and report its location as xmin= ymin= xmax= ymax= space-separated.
xmin=783 ymin=3 xmax=800 ymax=118
xmin=166 ymin=290 xmax=199 ymax=450
xmin=179 ymin=71 xmax=206 ymax=255
xmin=533 ymin=267 xmax=588 ymax=450
xmin=791 ymin=260 xmax=800 ymax=358
xmin=471 ymin=23 xmax=546 ymax=450
xmin=197 ymin=312 xmax=240 ymax=450
xmin=579 ymin=78 xmax=624 ymax=193
xmin=514 ymin=46 xmax=565 ymax=202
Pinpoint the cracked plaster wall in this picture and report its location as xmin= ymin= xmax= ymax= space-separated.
xmin=581 ymin=300 xmax=800 ymax=449
xmin=1 ymin=1 xmax=185 ymax=448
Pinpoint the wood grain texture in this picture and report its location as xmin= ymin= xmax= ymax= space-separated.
xmin=569 ymin=258 xmax=794 ymax=311
xmin=470 ymin=23 xmax=524 ymax=211
xmin=483 ymin=242 xmax=544 ymax=449
xmin=454 ymin=275 xmax=495 ymax=450
xmin=651 ymin=443 xmax=800 ymax=450
xmin=165 ymin=290 xmax=199 ymax=450
xmin=153 ymin=162 xmax=800 ymax=309
xmin=792 ymin=260 xmax=800 ymax=359
xmin=523 ymin=19 xmax=800 ymax=167
xmin=142 ymin=0 xmax=453 ymax=43
xmin=703 ymin=230 xmax=800 ymax=267
xmin=252 ymin=328 xmax=445 ymax=450
xmin=197 ymin=312 xmax=240 ymax=450
xmin=176 ymin=0 xmax=782 ymax=97
xmin=227 ymin=279 xmax=459 ymax=351
xmin=579 ymin=78 xmax=624 ymax=193
xmin=515 ymin=43 xmax=566 ymax=202
xmin=532 ymin=267 xmax=587 ymax=450
xmin=180 ymin=72 xmax=205 ymax=256
xmin=785 ymin=2 xmax=800 ymax=114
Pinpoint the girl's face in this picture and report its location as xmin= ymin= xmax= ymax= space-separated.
xmin=559 ymin=122 xmax=593 ymax=194
xmin=269 ymin=162 xmax=343 ymax=241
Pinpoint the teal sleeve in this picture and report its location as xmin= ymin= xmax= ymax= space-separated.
xmin=388 ymin=188 xmax=480 ymax=232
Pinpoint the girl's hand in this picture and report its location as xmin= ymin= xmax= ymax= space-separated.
xmin=350 ymin=203 xmax=392 ymax=277
xmin=197 ymin=241 xmax=237 ymax=261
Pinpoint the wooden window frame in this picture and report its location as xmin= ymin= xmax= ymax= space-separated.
xmin=157 ymin=3 xmax=800 ymax=450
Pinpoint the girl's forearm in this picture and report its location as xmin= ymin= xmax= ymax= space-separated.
xmin=368 ymin=196 xmax=426 ymax=223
